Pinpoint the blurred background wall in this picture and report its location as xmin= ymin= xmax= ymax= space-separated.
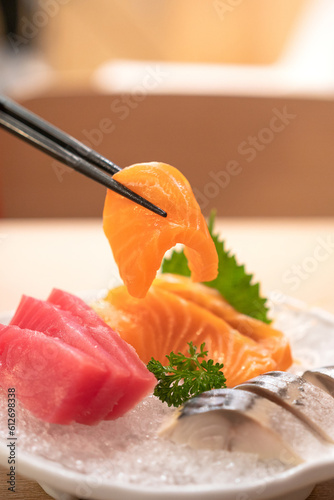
xmin=1 ymin=0 xmax=334 ymax=218
xmin=39 ymin=0 xmax=305 ymax=78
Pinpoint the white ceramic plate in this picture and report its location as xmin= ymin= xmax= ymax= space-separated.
xmin=0 ymin=292 xmax=334 ymax=500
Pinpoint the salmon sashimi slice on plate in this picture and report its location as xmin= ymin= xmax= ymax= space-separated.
xmin=93 ymin=284 xmax=281 ymax=388
xmin=103 ymin=162 xmax=218 ymax=298
xmin=153 ymin=274 xmax=293 ymax=371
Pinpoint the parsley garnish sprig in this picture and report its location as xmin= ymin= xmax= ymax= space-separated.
xmin=147 ymin=341 xmax=226 ymax=407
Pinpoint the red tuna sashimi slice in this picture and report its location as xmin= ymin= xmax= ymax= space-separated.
xmin=47 ymin=289 xmax=157 ymax=418
xmin=0 ymin=325 xmax=107 ymax=424
xmin=10 ymin=296 xmax=130 ymax=424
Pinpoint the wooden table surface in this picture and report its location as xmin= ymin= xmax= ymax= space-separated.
xmin=0 ymin=217 xmax=334 ymax=500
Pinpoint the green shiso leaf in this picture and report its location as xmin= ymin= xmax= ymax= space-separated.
xmin=161 ymin=247 xmax=190 ymax=277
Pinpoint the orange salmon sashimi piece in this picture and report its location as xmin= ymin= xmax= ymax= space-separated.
xmin=153 ymin=274 xmax=293 ymax=371
xmin=103 ymin=162 xmax=218 ymax=298
xmin=93 ymin=285 xmax=277 ymax=388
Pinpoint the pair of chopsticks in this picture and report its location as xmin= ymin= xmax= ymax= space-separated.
xmin=0 ymin=95 xmax=167 ymax=218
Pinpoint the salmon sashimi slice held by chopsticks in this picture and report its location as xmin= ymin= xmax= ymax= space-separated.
xmin=93 ymin=276 xmax=292 ymax=387
xmin=103 ymin=162 xmax=218 ymax=298
xmin=100 ymin=161 xmax=292 ymax=387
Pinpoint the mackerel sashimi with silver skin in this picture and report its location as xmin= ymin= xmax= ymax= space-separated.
xmin=303 ymin=367 xmax=334 ymax=398
xmin=160 ymin=366 xmax=334 ymax=464
xmin=237 ymin=370 xmax=334 ymax=443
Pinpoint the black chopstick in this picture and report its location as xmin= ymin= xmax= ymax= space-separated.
xmin=0 ymin=95 xmax=167 ymax=218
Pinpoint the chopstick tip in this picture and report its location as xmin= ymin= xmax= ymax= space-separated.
xmin=159 ymin=208 xmax=168 ymax=218
xmin=150 ymin=205 xmax=167 ymax=218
